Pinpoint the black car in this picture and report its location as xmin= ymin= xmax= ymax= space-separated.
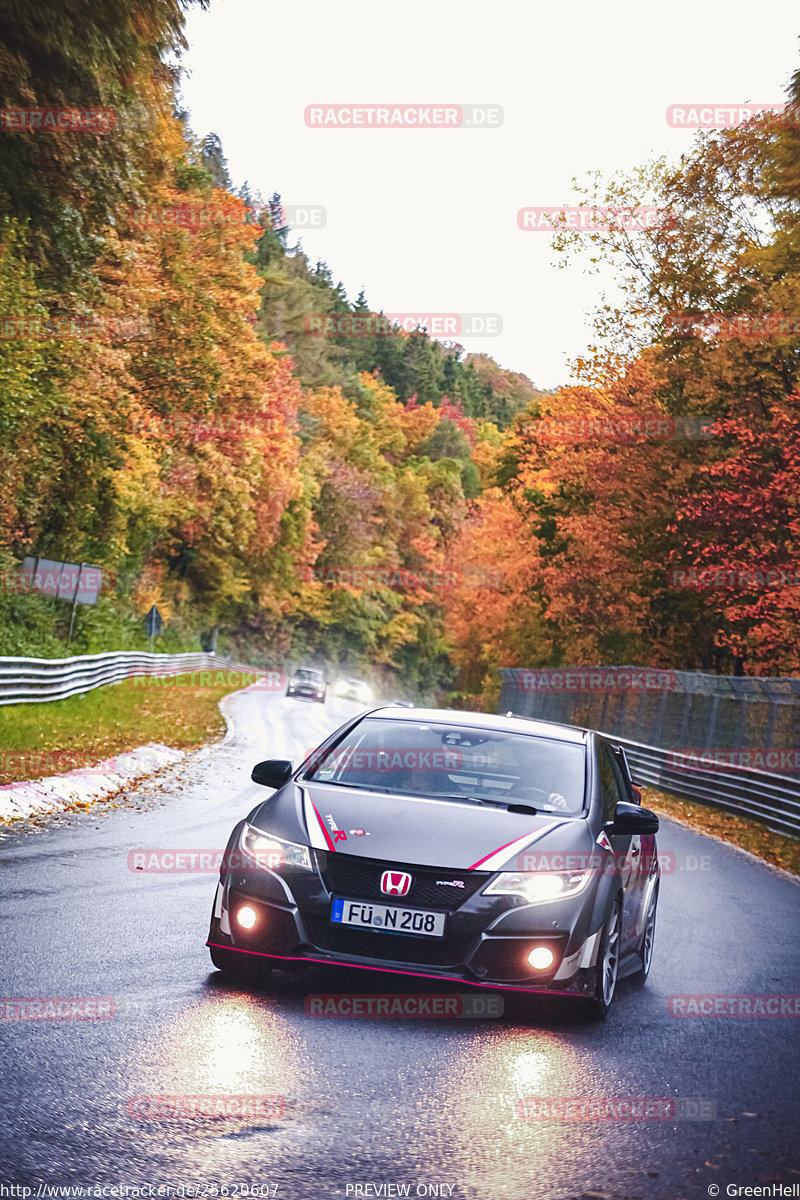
xmin=286 ymin=667 xmax=327 ymax=703
xmin=207 ymin=708 xmax=660 ymax=1019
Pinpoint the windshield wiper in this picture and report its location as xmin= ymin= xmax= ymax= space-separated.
xmin=305 ymin=779 xmax=396 ymax=793
xmin=431 ymin=794 xmax=507 ymax=808
xmin=441 ymin=795 xmax=540 ymax=815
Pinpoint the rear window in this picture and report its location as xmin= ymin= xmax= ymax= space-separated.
xmin=304 ymin=718 xmax=586 ymax=814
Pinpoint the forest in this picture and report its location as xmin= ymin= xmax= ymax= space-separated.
xmin=1 ymin=1 xmax=798 ymax=697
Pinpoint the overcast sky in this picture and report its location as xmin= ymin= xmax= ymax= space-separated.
xmin=179 ymin=1 xmax=799 ymax=388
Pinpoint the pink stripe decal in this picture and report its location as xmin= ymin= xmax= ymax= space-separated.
xmin=470 ymin=835 xmax=534 ymax=871
xmin=469 ymin=822 xmax=561 ymax=872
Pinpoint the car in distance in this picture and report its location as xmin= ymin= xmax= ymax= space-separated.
xmin=207 ymin=708 xmax=659 ymax=1019
xmin=334 ymin=677 xmax=373 ymax=704
xmin=286 ymin=667 xmax=326 ymax=703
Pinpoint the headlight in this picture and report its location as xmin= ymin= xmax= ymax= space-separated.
xmin=240 ymin=822 xmax=312 ymax=871
xmin=358 ymin=684 xmax=372 ymax=702
xmin=483 ymin=870 xmax=592 ymax=903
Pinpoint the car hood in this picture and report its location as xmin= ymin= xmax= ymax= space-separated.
xmin=251 ymin=782 xmax=594 ymax=871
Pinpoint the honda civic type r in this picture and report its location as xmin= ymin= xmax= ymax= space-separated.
xmin=207 ymin=709 xmax=660 ymax=1018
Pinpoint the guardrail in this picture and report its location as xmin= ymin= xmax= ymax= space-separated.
xmin=606 ymin=735 xmax=800 ymax=839
xmin=499 ymin=668 xmax=800 ymax=838
xmin=0 ymin=652 xmax=261 ymax=707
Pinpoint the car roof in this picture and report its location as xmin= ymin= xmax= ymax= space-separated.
xmin=364 ymin=706 xmax=590 ymax=745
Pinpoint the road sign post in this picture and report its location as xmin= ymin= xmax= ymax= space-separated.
xmin=144 ymin=605 xmax=163 ymax=653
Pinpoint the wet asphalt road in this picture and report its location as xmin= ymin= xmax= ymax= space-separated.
xmin=0 ymin=687 xmax=798 ymax=1200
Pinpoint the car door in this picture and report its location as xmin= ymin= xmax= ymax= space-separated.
xmin=597 ymin=742 xmax=640 ymax=955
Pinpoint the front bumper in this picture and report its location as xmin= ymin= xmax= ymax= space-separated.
xmin=208 ymin=852 xmax=605 ymax=997
xmin=287 ymin=685 xmax=325 ymax=701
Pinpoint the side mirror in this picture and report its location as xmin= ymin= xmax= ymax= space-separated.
xmin=607 ymin=801 xmax=659 ymax=836
xmin=251 ymin=759 xmax=293 ymax=789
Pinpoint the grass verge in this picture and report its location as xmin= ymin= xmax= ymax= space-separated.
xmin=642 ymin=786 xmax=800 ymax=877
xmin=0 ymin=673 xmax=251 ymax=786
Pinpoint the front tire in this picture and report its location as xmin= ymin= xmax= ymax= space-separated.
xmin=630 ymin=883 xmax=658 ymax=987
xmin=585 ymin=896 xmax=622 ymax=1021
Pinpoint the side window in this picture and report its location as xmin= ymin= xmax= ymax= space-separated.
xmin=611 ymin=746 xmax=635 ymax=803
xmin=598 ymin=744 xmax=623 ymax=825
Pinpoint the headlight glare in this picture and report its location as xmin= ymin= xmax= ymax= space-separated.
xmin=240 ymin=822 xmax=312 ymax=871
xmin=484 ymin=870 xmax=591 ymax=903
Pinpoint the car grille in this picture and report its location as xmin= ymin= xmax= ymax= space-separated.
xmin=316 ymin=851 xmax=488 ymax=913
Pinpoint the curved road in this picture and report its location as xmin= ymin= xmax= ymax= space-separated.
xmin=0 ymin=686 xmax=798 ymax=1199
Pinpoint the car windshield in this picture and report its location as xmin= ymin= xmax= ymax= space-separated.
xmin=296 ymin=669 xmax=322 ymax=681
xmin=304 ymin=718 xmax=586 ymax=814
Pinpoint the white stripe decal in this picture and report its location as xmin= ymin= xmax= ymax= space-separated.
xmin=219 ymin=884 xmax=231 ymax=935
xmin=475 ymin=821 xmax=563 ymax=872
xmin=301 ymin=786 xmax=329 ymax=851
xmin=579 ymin=930 xmax=602 ymax=969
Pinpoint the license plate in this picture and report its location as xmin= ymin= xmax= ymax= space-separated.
xmin=331 ymin=897 xmax=446 ymax=938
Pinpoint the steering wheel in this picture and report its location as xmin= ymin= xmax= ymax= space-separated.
xmin=512 ymin=785 xmax=570 ymax=811
xmin=510 ymin=786 xmax=550 ymax=803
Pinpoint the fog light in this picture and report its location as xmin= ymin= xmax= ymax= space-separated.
xmin=236 ymin=905 xmax=257 ymax=930
xmin=527 ymin=946 xmax=554 ymax=970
